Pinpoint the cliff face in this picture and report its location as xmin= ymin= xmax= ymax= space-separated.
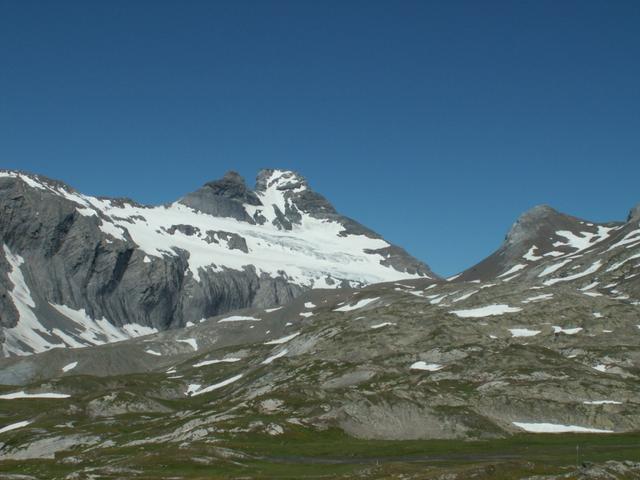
xmin=0 ymin=169 xmax=433 ymax=356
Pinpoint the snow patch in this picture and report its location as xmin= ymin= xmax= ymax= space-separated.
xmin=189 ymin=374 xmax=243 ymax=397
xmin=513 ymin=422 xmax=613 ymax=433
xmin=264 ymin=332 xmax=300 ymax=345
xmin=509 ymin=328 xmax=541 ymax=337
xmin=193 ymin=358 xmax=241 ymax=368
xmin=262 ymin=349 xmax=288 ymax=365
xmin=0 ymin=391 xmax=70 ymax=399
xmin=450 ymin=304 xmax=522 ymax=318
xmin=218 ymin=315 xmax=261 ymax=323
xmin=62 ymin=362 xmax=78 ymax=373
xmin=333 ymin=297 xmax=380 ymax=312
xmin=410 ymin=361 xmax=443 ymax=371
xmin=0 ymin=420 xmax=31 ymax=435
xmin=177 ymin=338 xmax=198 ymax=351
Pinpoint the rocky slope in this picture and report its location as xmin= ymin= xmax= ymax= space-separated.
xmin=0 ymin=169 xmax=434 ymax=356
xmin=0 ymin=201 xmax=639 ymax=477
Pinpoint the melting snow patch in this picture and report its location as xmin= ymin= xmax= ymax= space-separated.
xmin=218 ymin=315 xmax=261 ymax=323
xmin=522 ymin=293 xmax=553 ymax=304
xmin=0 ymin=420 xmax=31 ymax=435
xmin=0 ymin=391 xmax=70 ymax=399
xmin=299 ymin=312 xmax=314 ymax=318
xmin=583 ymin=291 xmax=602 ymax=297
xmin=193 ymin=358 xmax=241 ymax=368
xmin=509 ymin=328 xmax=541 ymax=338
xmin=177 ymin=338 xmax=198 ymax=351
xmin=264 ymin=307 xmax=283 ymax=313
xmin=186 ymin=384 xmax=201 ymax=396
xmin=583 ymin=400 xmax=622 ymax=405
xmin=410 ymin=361 xmax=443 ymax=371
xmin=264 ymin=332 xmax=300 ymax=345
xmin=523 ymin=246 xmax=543 ymax=261
xmin=304 ymin=302 xmax=316 ymax=309
xmin=334 ymin=297 xmax=380 ymax=312
xmin=543 ymin=261 xmax=602 ymax=286
xmin=513 ymin=422 xmax=613 ymax=433
xmin=262 ymin=349 xmax=288 ymax=365
xmin=62 ymin=362 xmax=78 ymax=373
xmin=189 ymin=374 xmax=243 ymax=397
xmin=452 ymin=290 xmax=479 ymax=303
xmin=553 ymin=326 xmax=582 ymax=335
xmin=370 ymin=322 xmax=396 ymax=329
xmin=450 ymin=304 xmax=522 ymax=318
xmin=539 ymin=259 xmax=573 ymax=277
xmin=498 ymin=264 xmax=527 ymax=278
xmin=593 ymin=364 xmax=608 ymax=372
xmin=145 ymin=349 xmax=162 ymax=356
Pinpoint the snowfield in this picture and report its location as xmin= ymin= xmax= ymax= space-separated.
xmin=334 ymin=297 xmax=380 ymax=312
xmin=512 ymin=422 xmax=613 ymax=433
xmin=450 ymin=304 xmax=522 ymax=318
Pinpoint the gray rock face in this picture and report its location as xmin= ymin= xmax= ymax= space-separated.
xmin=0 ymin=169 xmax=433 ymax=356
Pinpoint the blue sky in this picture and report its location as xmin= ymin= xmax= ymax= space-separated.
xmin=1 ymin=0 xmax=639 ymax=276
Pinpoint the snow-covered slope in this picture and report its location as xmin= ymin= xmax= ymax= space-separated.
xmin=0 ymin=169 xmax=434 ymax=356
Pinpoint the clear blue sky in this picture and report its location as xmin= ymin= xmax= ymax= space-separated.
xmin=1 ymin=0 xmax=639 ymax=276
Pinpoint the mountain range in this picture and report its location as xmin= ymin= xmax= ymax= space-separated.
xmin=1 ymin=169 xmax=639 ymax=478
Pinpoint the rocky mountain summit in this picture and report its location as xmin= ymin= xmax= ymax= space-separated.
xmin=0 ymin=169 xmax=434 ymax=356
xmin=0 ymin=171 xmax=639 ymax=478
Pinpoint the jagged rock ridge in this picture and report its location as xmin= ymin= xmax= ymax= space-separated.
xmin=0 ymin=169 xmax=434 ymax=356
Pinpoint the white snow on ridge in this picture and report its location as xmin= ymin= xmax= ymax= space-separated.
xmin=218 ymin=315 xmax=261 ymax=323
xmin=543 ymin=260 xmax=602 ymax=286
xmin=523 ymin=246 xmax=543 ymax=261
xmin=1 ymin=246 xmax=156 ymax=356
xmin=553 ymin=227 xmax=615 ymax=254
xmin=264 ymin=332 xmax=300 ymax=345
xmin=334 ymin=297 xmax=380 ymax=312
xmin=606 ymin=253 xmax=640 ymax=272
xmin=513 ymin=422 xmax=613 ymax=433
xmin=177 ymin=338 xmax=198 ymax=351
xmin=370 ymin=322 xmax=395 ymax=329
xmin=0 ymin=391 xmax=70 ymax=399
xmin=11 ymin=169 xmax=426 ymax=287
xmin=62 ymin=362 xmax=78 ymax=373
xmin=553 ymin=326 xmax=582 ymax=335
xmin=0 ymin=420 xmax=31 ymax=435
xmin=509 ymin=328 xmax=540 ymax=338
xmin=410 ymin=361 xmax=443 ymax=371
xmin=262 ymin=349 xmax=288 ymax=365
xmin=539 ymin=259 xmax=572 ymax=277
xmin=1 ymin=245 xmax=62 ymax=356
xmin=450 ymin=304 xmax=522 ymax=318
xmin=583 ymin=400 xmax=622 ymax=405
xmin=189 ymin=374 xmax=243 ymax=396
xmin=452 ymin=290 xmax=479 ymax=303
xmin=521 ymin=293 xmax=553 ymax=304
xmin=498 ymin=264 xmax=527 ymax=278
xmin=193 ymin=357 xmax=241 ymax=367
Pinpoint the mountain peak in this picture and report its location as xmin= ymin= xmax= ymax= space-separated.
xmin=505 ymin=204 xmax=564 ymax=245
xmin=628 ymin=203 xmax=640 ymax=222
xmin=255 ymin=169 xmax=308 ymax=192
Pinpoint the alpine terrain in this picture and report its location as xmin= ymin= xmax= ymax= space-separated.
xmin=1 ymin=170 xmax=640 ymax=479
